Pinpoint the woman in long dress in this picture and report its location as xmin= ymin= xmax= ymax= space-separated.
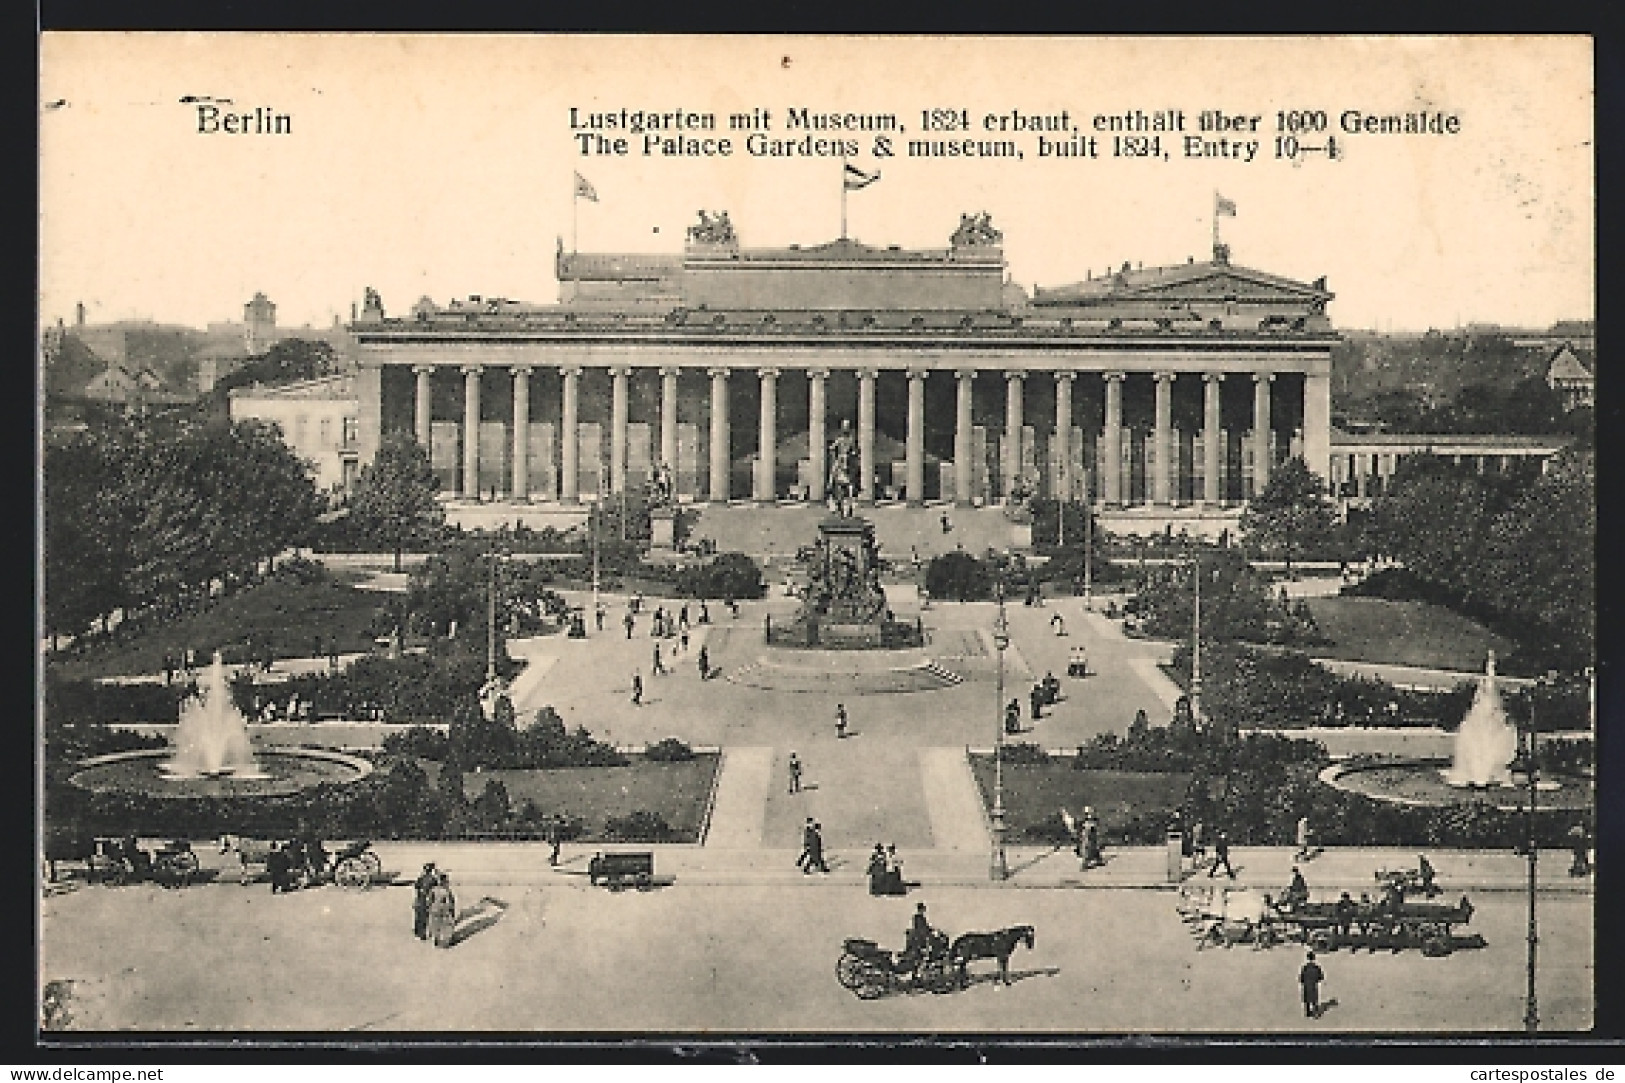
xmin=427 ymin=873 xmax=457 ymax=948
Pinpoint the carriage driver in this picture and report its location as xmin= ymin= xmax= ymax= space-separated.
xmin=900 ymin=902 xmax=937 ymax=975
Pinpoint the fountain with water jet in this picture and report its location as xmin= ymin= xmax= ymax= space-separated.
xmin=161 ymin=653 xmax=268 ymax=779
xmin=1320 ymin=652 xmax=1585 ymax=811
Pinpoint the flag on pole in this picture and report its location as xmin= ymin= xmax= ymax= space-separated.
xmin=1215 ymin=192 xmax=1237 ymax=217
xmin=843 ymin=163 xmax=881 ymax=191
xmin=574 ymin=172 xmax=599 ymax=202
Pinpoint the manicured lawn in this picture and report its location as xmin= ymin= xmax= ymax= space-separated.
xmin=1305 ymin=597 xmax=1513 ymax=671
xmin=436 ymin=754 xmax=720 ymax=842
xmin=968 ymin=756 xmax=1191 ymax=844
xmin=52 ymin=579 xmax=390 ymax=681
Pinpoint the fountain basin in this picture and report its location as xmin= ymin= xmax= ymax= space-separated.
xmin=1320 ymin=759 xmax=1592 ymax=812
xmin=71 ymin=747 xmax=372 ymax=799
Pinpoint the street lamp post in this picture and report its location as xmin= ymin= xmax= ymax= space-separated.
xmin=1190 ymin=550 xmax=1203 ymax=727
xmin=1082 ymin=468 xmax=1094 ymax=611
xmin=991 ymin=576 xmax=1010 ymax=881
xmin=1523 ymin=673 xmax=1557 ymax=1035
xmin=485 ymin=539 xmax=499 ymax=683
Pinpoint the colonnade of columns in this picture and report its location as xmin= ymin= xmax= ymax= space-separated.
xmin=406 ymin=363 xmax=1308 ymax=506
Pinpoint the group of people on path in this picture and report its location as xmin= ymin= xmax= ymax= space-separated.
xmin=796 ymin=818 xmax=831 ymax=874
xmin=412 ymin=862 xmax=458 ymax=948
xmin=866 ymin=843 xmax=911 ymax=896
xmin=266 ymin=834 xmax=330 ymax=893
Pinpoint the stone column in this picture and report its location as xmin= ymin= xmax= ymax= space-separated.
xmin=560 ymin=366 xmax=581 ymax=503
xmin=905 ymin=369 xmax=927 ymax=505
xmin=756 ymin=368 xmax=779 ymax=501
xmin=461 ymin=365 xmax=481 ymax=497
xmin=1203 ymin=373 xmax=1223 ymax=505
xmin=1355 ymin=453 xmax=1369 ymax=498
xmin=1153 ymin=372 xmax=1174 ymax=505
xmin=1054 ymin=372 xmax=1074 ymax=501
xmin=858 ymin=369 xmax=877 ymax=502
xmin=807 ymin=369 xmax=828 ymax=503
xmin=609 ymin=366 xmax=630 ymax=495
xmin=709 ymin=368 xmax=730 ymax=502
xmin=511 ymin=366 xmax=531 ymax=501
xmin=954 ymin=370 xmax=975 ymax=506
xmin=1004 ymin=371 xmax=1025 ymax=500
xmin=660 ymin=367 xmax=680 ymax=477
xmin=413 ymin=365 xmax=433 ymax=448
xmin=1302 ymin=370 xmax=1332 ymax=494
xmin=1252 ymin=373 xmax=1274 ymax=495
xmin=1103 ymin=372 xmax=1124 ymax=505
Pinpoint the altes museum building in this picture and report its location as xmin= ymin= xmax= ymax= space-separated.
xmin=348 ymin=211 xmax=1335 ymax=530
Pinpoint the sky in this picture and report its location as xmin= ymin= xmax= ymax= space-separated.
xmin=40 ymin=35 xmax=1593 ymax=333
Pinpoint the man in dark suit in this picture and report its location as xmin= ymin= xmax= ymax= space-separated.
xmin=806 ymin=822 xmax=830 ymax=873
xmin=1208 ymin=832 xmax=1236 ymax=879
xmin=797 ymin=817 xmax=816 ymax=872
xmin=413 ymin=862 xmax=438 ymax=937
xmin=266 ymin=843 xmax=292 ymax=894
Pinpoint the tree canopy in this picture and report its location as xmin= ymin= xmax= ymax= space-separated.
xmin=44 ymin=415 xmax=323 ymax=639
xmin=1239 ymin=457 xmax=1340 ymax=570
xmin=348 ymin=432 xmax=445 ymax=571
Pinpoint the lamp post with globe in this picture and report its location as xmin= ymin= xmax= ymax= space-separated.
xmin=990 ymin=574 xmax=1011 ymax=881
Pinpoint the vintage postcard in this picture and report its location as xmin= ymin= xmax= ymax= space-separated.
xmin=38 ymin=35 xmax=1595 ymax=1038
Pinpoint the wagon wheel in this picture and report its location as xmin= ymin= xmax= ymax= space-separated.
xmin=919 ymin=956 xmax=957 ymax=995
xmin=853 ymin=959 xmax=891 ymax=1000
xmin=359 ymin=851 xmax=383 ymax=876
xmin=334 ymin=857 xmax=371 ymax=890
xmin=836 ymin=952 xmax=866 ymax=990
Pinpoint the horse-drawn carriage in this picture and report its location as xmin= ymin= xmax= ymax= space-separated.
xmin=43 ymin=828 xmax=200 ymax=888
xmin=837 ymin=925 xmax=1036 ymax=998
xmin=1178 ymin=882 xmax=1479 ymax=956
xmin=836 ymin=933 xmax=956 ymax=998
xmin=218 ymin=835 xmax=382 ymax=889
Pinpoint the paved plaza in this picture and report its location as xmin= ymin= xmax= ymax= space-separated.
xmin=41 ymin=590 xmax=1595 ymax=1033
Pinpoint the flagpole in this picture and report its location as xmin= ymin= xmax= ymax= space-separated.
xmin=840 ymin=162 xmax=848 ymax=240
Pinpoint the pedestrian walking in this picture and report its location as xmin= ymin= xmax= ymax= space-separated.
xmin=697 ymin=645 xmax=710 ymax=679
xmin=1050 ymin=612 xmax=1066 ymax=636
xmin=797 ymin=817 xmax=816 ymax=872
xmin=631 ymin=672 xmax=643 ymax=706
xmin=1029 ymin=685 xmax=1044 ymax=721
xmin=807 ymin=822 xmax=831 ymax=873
xmin=1298 ymin=951 xmax=1325 ymax=1018
xmin=624 ymin=611 xmax=635 ymax=640
xmin=1295 ymin=815 xmax=1313 ymax=861
xmin=413 ymin=862 xmax=438 ymax=939
xmin=162 ymin=652 xmax=176 ymax=685
xmin=940 ymin=511 xmax=952 ymax=534
xmin=653 ymin=643 xmax=666 ymax=675
xmin=1080 ymin=809 xmax=1103 ymax=869
xmin=328 ymin=639 xmax=340 ymax=671
xmin=595 ymin=603 xmax=606 ymax=632
xmin=1208 ymin=831 xmax=1236 ymax=879
xmin=835 ymin=703 xmax=849 ymax=739
xmin=427 ymin=873 xmax=457 ymax=948
xmin=679 ymin=604 xmax=690 ymax=630
xmin=680 ymin=627 xmax=690 ymax=653
xmin=788 ymin=752 xmax=803 ymax=794
xmin=699 ymin=601 xmax=711 ymax=624
xmin=548 ymin=816 xmax=565 ymax=867
xmin=266 ymin=842 xmax=292 ymax=894
xmin=185 ymin=647 xmax=197 ymax=671
xmin=1569 ymin=823 xmax=1591 ymax=876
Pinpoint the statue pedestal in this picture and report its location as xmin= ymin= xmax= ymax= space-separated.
xmin=650 ymin=508 xmax=676 ymax=550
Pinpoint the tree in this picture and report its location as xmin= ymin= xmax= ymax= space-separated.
xmin=349 ymin=433 xmax=445 ymax=571
xmin=925 ymin=551 xmax=993 ymax=601
xmin=1239 ymin=457 xmax=1339 ymax=575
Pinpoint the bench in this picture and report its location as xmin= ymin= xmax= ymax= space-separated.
xmin=588 ymin=851 xmax=655 ymax=890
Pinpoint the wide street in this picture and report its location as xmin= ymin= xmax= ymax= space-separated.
xmin=41 ymin=872 xmax=1592 ymax=1032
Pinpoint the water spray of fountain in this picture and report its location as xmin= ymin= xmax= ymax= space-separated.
xmin=161 ymin=652 xmax=268 ymax=779
xmin=1443 ymin=650 xmax=1519 ymax=789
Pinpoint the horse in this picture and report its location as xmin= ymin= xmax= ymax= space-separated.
xmin=949 ymin=925 xmax=1036 ymax=989
xmin=218 ymin=834 xmax=278 ymax=885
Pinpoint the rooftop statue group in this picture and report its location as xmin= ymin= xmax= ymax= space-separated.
xmin=687 ymin=210 xmax=738 ymax=245
xmin=950 ymin=211 xmax=1002 ymax=247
